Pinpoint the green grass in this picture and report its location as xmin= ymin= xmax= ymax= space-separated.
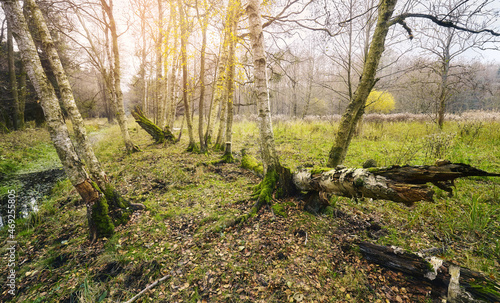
xmin=0 ymin=117 xmax=499 ymax=302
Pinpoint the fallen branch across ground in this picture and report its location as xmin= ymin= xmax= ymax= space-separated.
xmin=357 ymin=241 xmax=500 ymax=302
xmin=293 ymin=162 xmax=500 ymax=206
xmin=123 ymin=274 xmax=171 ymax=303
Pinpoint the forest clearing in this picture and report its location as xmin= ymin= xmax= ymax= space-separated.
xmin=1 ymin=115 xmax=499 ymax=302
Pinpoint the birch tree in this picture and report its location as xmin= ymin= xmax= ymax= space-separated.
xmin=195 ymin=0 xmax=209 ymax=152
xmin=237 ymin=0 xmax=296 ymax=221
xmin=177 ymin=0 xmax=197 ymax=151
xmin=2 ymin=0 xmax=143 ymax=240
xmin=222 ymin=0 xmax=241 ymax=162
xmin=205 ymin=1 xmax=231 ymax=147
xmin=1 ymin=0 xmax=121 ymax=241
xmin=100 ymin=0 xmax=139 ymax=153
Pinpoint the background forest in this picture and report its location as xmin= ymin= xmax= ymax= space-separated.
xmin=1 ymin=0 xmax=499 ymax=132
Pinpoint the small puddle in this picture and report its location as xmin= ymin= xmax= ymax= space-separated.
xmin=0 ymin=168 xmax=67 ymax=228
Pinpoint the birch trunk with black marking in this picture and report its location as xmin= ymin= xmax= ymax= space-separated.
xmin=358 ymin=242 xmax=500 ymax=302
xmin=235 ymin=0 xmax=296 ymax=223
xmin=293 ymin=163 xmax=500 ymax=206
xmin=2 ymin=0 xmax=114 ymax=241
xmin=246 ymin=0 xmax=280 ymax=173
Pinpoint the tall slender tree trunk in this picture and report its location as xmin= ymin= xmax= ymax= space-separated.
xmin=166 ymin=1 xmax=178 ymax=129
xmin=160 ymin=4 xmax=173 ymax=129
xmin=215 ymin=89 xmax=228 ymax=150
xmin=139 ymin=5 xmax=148 ymax=116
xmin=327 ymin=0 xmax=397 ymax=167
xmin=101 ymin=0 xmax=139 ymax=153
xmin=437 ymin=34 xmax=452 ymax=129
xmin=7 ymin=18 xmax=19 ymax=130
xmin=18 ymin=61 xmax=26 ymax=129
xmin=223 ymin=1 xmax=240 ymax=161
xmin=246 ymin=0 xmax=280 ymax=173
xmin=26 ymin=0 xmax=107 ymax=186
xmin=177 ymin=0 xmax=196 ymax=150
xmin=2 ymin=0 xmax=115 ymax=241
xmin=205 ymin=1 xmax=233 ymax=146
xmin=155 ymin=0 xmax=163 ymax=126
xmin=196 ymin=0 xmax=209 ymax=152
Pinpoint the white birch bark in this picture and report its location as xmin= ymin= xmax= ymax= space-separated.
xmin=246 ymin=0 xmax=280 ymax=172
xmin=1 ymin=0 xmax=88 ymax=187
xmin=25 ymin=0 xmax=107 ymax=186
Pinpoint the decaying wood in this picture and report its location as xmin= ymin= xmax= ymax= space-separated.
xmin=131 ymin=106 xmax=175 ymax=144
xmin=293 ymin=163 xmax=500 ymax=205
xmin=357 ymin=241 xmax=500 ymax=302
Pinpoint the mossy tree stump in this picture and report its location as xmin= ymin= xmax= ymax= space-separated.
xmin=131 ymin=106 xmax=175 ymax=144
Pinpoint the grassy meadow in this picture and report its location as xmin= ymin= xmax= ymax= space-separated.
xmin=0 ymin=114 xmax=499 ymax=302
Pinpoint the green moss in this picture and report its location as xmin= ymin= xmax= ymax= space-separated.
xmin=258 ymin=169 xmax=278 ymax=204
xmin=271 ymin=203 xmax=287 ymax=218
xmin=367 ymin=167 xmax=381 ymax=173
xmin=221 ymin=152 xmax=235 ymax=163
xmin=354 ymin=178 xmax=364 ymax=187
xmin=213 ymin=143 xmax=224 ymax=152
xmin=103 ymin=183 xmax=132 ymax=225
xmin=187 ymin=142 xmax=200 ymax=153
xmin=91 ymin=195 xmax=115 ymax=238
xmin=241 ymin=151 xmax=263 ymax=174
xmin=468 ymin=279 xmax=500 ymax=299
xmin=310 ymin=167 xmax=331 ymax=175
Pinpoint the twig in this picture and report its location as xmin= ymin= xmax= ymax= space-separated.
xmin=304 ymin=231 xmax=308 ymax=246
xmin=123 ymin=274 xmax=171 ymax=303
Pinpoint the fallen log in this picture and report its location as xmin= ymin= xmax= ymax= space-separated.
xmin=357 ymin=241 xmax=500 ymax=302
xmin=131 ymin=106 xmax=175 ymax=144
xmin=293 ymin=163 xmax=500 ymax=206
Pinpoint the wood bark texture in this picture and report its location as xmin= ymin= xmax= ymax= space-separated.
xmin=293 ymin=163 xmax=500 ymax=205
xmin=246 ymin=0 xmax=280 ymax=172
xmin=2 ymin=0 xmax=114 ymax=241
xmin=26 ymin=0 xmax=107 ymax=186
xmin=358 ymin=242 xmax=500 ymax=302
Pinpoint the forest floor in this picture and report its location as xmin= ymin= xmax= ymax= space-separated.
xmin=0 ymin=118 xmax=499 ymax=302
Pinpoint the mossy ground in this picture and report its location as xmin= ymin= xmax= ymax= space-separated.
xmin=0 ymin=117 xmax=499 ymax=302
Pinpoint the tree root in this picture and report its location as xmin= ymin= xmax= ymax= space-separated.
xmin=231 ymin=165 xmax=297 ymax=227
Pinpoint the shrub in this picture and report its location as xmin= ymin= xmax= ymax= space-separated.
xmin=365 ymin=90 xmax=396 ymax=114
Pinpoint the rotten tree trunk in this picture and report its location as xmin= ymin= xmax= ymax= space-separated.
xmin=358 ymin=242 xmax=500 ymax=302
xmin=132 ymin=106 xmax=175 ymax=144
xmin=293 ymin=163 xmax=500 ymax=206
